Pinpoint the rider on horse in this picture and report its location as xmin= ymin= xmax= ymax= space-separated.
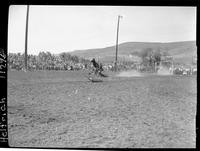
xmin=90 ymin=58 xmax=103 ymax=75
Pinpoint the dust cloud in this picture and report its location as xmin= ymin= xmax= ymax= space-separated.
xmin=157 ymin=66 xmax=172 ymax=75
xmin=116 ymin=70 xmax=143 ymax=77
xmin=116 ymin=66 xmax=172 ymax=77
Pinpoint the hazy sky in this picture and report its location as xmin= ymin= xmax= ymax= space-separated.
xmin=8 ymin=5 xmax=196 ymax=55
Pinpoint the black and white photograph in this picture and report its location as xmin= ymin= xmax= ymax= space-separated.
xmin=6 ymin=5 xmax=196 ymax=148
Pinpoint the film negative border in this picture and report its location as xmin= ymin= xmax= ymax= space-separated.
xmin=0 ymin=0 xmax=8 ymax=147
xmin=0 ymin=0 xmax=198 ymax=149
xmin=0 ymin=49 xmax=8 ymax=147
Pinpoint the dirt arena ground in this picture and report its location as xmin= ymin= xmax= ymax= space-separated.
xmin=7 ymin=70 xmax=196 ymax=148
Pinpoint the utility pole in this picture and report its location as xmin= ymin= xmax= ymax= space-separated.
xmin=171 ymin=57 xmax=174 ymax=75
xmin=24 ymin=5 xmax=30 ymax=72
xmin=115 ymin=15 xmax=122 ymax=72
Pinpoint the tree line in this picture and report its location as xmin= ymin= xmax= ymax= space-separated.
xmin=134 ymin=48 xmax=164 ymax=72
xmin=8 ymin=48 xmax=174 ymax=72
xmin=8 ymin=51 xmax=90 ymax=71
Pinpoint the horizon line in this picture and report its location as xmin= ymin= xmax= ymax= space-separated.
xmin=8 ymin=40 xmax=196 ymax=56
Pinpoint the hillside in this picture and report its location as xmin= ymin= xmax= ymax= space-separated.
xmin=70 ymin=41 xmax=197 ymax=65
